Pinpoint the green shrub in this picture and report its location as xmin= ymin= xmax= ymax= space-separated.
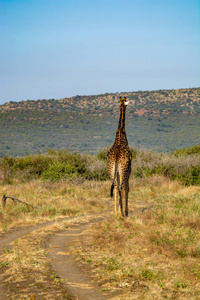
xmin=176 ymin=166 xmax=200 ymax=186
xmin=41 ymin=162 xmax=78 ymax=181
xmin=54 ymin=150 xmax=87 ymax=175
xmin=12 ymin=153 xmax=51 ymax=176
xmin=132 ymin=146 xmax=200 ymax=186
xmin=0 ymin=149 xmax=108 ymax=183
xmin=0 ymin=146 xmax=199 ymax=185
xmin=0 ymin=153 xmax=52 ymax=182
xmin=172 ymin=145 xmax=200 ymax=156
xmin=96 ymin=148 xmax=108 ymax=161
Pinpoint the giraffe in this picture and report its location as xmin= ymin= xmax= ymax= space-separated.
xmin=107 ymin=96 xmax=132 ymax=217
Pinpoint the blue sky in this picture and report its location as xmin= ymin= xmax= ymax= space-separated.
xmin=0 ymin=0 xmax=199 ymax=104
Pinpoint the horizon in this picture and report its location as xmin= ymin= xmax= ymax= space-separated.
xmin=1 ymin=86 xmax=199 ymax=106
xmin=1 ymin=0 xmax=199 ymax=105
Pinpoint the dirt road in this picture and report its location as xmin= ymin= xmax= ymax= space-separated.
xmin=0 ymin=213 xmax=119 ymax=300
xmin=0 ymin=199 xmax=153 ymax=300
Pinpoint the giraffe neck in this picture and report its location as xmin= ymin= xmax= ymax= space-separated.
xmin=115 ymin=104 xmax=127 ymax=145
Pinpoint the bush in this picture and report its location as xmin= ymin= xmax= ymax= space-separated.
xmin=86 ymin=157 xmax=108 ymax=180
xmin=0 ymin=146 xmax=199 ymax=185
xmin=0 ymin=149 xmax=109 ymax=183
xmin=96 ymin=148 xmax=109 ymax=161
xmin=172 ymin=145 xmax=200 ymax=156
xmin=41 ymin=162 xmax=78 ymax=181
xmin=13 ymin=153 xmax=51 ymax=176
xmin=131 ymin=147 xmax=200 ymax=186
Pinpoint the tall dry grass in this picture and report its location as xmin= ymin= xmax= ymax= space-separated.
xmin=0 ymin=147 xmax=200 ymax=298
xmin=131 ymin=148 xmax=200 ymax=185
xmin=0 ymin=179 xmax=110 ymax=232
xmin=0 ymin=175 xmax=199 ymax=298
xmin=73 ymin=176 xmax=200 ymax=299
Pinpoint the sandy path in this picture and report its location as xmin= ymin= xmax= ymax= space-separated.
xmin=0 ymin=214 xmax=115 ymax=300
xmin=46 ymin=219 xmax=110 ymax=300
xmin=0 ymin=221 xmax=56 ymax=300
xmin=0 ymin=202 xmax=151 ymax=299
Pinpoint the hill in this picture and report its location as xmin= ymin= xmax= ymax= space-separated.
xmin=0 ymin=88 xmax=199 ymax=157
xmin=1 ymin=88 xmax=199 ymax=114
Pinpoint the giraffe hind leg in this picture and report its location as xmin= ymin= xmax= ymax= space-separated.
xmin=118 ymin=171 xmax=124 ymax=217
xmin=118 ymin=189 xmax=124 ymax=217
xmin=125 ymin=182 xmax=129 ymax=217
xmin=125 ymin=193 xmax=128 ymax=217
xmin=114 ymin=185 xmax=118 ymax=215
xmin=114 ymin=173 xmax=120 ymax=216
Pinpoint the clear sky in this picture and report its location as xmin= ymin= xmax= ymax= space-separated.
xmin=0 ymin=0 xmax=199 ymax=105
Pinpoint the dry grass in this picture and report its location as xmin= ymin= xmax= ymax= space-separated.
xmin=1 ymin=215 xmax=95 ymax=299
xmin=0 ymin=179 xmax=109 ymax=233
xmin=0 ymin=176 xmax=200 ymax=299
xmin=72 ymin=176 xmax=200 ymax=299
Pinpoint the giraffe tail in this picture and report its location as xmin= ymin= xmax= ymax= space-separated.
xmin=111 ymin=182 xmax=114 ymax=197
xmin=110 ymin=164 xmax=118 ymax=198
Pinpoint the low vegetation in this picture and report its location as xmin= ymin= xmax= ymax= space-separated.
xmin=74 ymin=176 xmax=200 ymax=299
xmin=0 ymin=149 xmax=108 ymax=185
xmin=1 ymin=177 xmax=199 ymax=299
xmin=0 ymin=179 xmax=109 ymax=233
xmin=131 ymin=146 xmax=200 ymax=186
xmin=1 ymin=145 xmax=199 ymax=186
xmin=0 ymin=146 xmax=199 ymax=299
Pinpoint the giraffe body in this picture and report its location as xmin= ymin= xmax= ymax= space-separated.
xmin=107 ymin=97 xmax=132 ymax=217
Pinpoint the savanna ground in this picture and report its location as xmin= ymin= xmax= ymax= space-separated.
xmin=0 ymin=174 xmax=200 ymax=299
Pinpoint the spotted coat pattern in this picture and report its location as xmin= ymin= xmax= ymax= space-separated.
xmin=107 ymin=96 xmax=132 ymax=216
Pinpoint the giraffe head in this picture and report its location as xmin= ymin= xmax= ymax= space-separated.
xmin=118 ymin=96 xmax=129 ymax=107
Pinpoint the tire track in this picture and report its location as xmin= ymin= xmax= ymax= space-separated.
xmin=46 ymin=220 xmax=109 ymax=300
xmin=0 ymin=213 xmax=114 ymax=300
